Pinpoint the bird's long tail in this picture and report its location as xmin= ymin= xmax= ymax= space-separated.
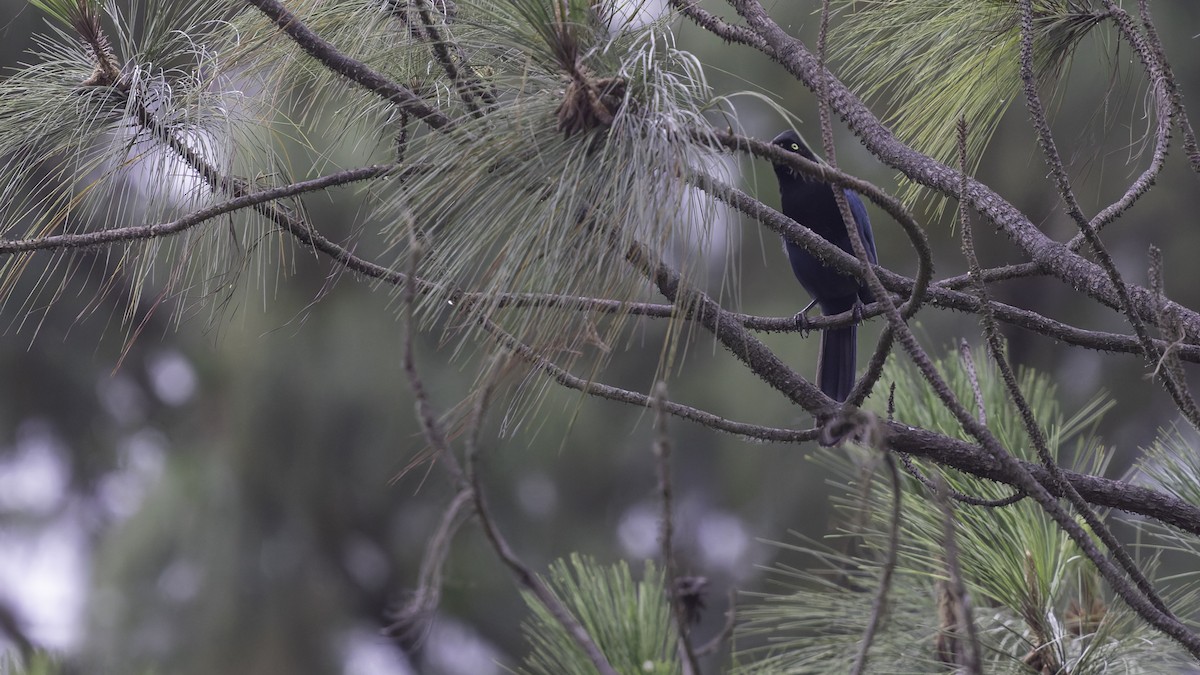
xmin=818 ymin=323 xmax=856 ymax=402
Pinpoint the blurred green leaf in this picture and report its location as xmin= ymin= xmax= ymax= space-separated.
xmin=833 ymin=0 xmax=1108 ymax=218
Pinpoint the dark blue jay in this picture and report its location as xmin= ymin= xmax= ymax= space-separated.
xmin=770 ymin=129 xmax=877 ymax=402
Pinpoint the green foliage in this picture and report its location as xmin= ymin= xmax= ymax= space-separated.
xmin=3 ymin=0 xmax=742 ymax=377
xmin=0 ymin=0 xmax=277 ymax=332
xmin=833 ymin=0 xmax=1108 ymax=216
xmin=519 ymin=554 xmax=679 ymax=675
xmin=1137 ymin=426 xmax=1200 ymax=508
xmin=1131 ymin=427 xmax=1200 ymax=586
xmin=733 ymin=348 xmax=1195 ymax=673
xmin=0 ymin=650 xmax=157 ymax=675
xmin=368 ymin=1 xmax=732 ymax=370
xmin=239 ymin=0 xmax=741 ymax=419
xmin=27 ymin=0 xmax=87 ymax=28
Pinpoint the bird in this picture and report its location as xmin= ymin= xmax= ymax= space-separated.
xmin=770 ymin=129 xmax=877 ymax=403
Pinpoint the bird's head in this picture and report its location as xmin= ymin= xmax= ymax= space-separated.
xmin=770 ymin=129 xmax=818 ymax=180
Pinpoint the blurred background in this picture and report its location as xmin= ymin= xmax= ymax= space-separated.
xmin=0 ymin=1 xmax=1198 ymax=672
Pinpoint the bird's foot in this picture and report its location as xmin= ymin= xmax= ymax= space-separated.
xmin=792 ymin=311 xmax=812 ymax=335
xmin=851 ymin=302 xmax=866 ymax=325
xmin=793 ymin=299 xmax=818 ymax=334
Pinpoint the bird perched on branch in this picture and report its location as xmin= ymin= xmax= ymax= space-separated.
xmin=770 ymin=129 xmax=877 ymax=403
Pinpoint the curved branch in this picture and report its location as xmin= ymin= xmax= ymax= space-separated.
xmin=1066 ymin=1 xmax=1175 ymax=251
xmin=243 ymin=0 xmax=455 ymax=131
xmin=459 ymin=370 xmax=619 ymax=675
xmin=1017 ymin=0 xmax=1200 ymax=431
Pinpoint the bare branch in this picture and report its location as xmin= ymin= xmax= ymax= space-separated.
xmin=384 ymin=488 xmax=473 ymax=640
xmin=411 ymin=0 xmax=496 ymax=117
xmin=958 ymin=340 xmax=986 ymax=426
xmin=401 ymin=233 xmax=465 ymax=483
xmin=464 ymin=389 xmax=619 ymax=675
xmin=0 ymin=164 xmax=394 ymax=254
xmin=479 ymin=316 xmax=817 ymax=443
xmin=667 ymin=1 xmax=766 ymax=50
xmin=652 ymin=383 xmax=703 ymax=675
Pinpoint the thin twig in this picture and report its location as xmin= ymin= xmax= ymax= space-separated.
xmin=897 ymin=453 xmax=1024 ymax=509
xmin=849 ymin=452 xmax=902 ymax=675
xmin=0 ymin=164 xmax=395 ymax=253
xmin=932 ymin=475 xmax=983 ymax=675
xmin=243 ymin=0 xmax=455 ymax=130
xmin=958 ymin=339 xmax=986 ymax=426
xmin=847 ymin=324 xmax=895 ymax=407
xmin=695 ymin=589 xmax=736 ymax=657
xmin=479 ymin=316 xmax=819 ymax=444
xmin=401 ymin=232 xmax=463 ymax=483
xmin=464 ymin=391 xmax=619 ymax=675
xmin=652 ymin=383 xmax=703 ymax=675
xmin=384 ymin=488 xmax=473 ymax=640
xmin=412 ymin=0 xmax=495 ymax=116
xmin=937 ymin=263 xmax=1045 ymax=290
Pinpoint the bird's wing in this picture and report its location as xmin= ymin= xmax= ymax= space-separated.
xmin=843 ymin=189 xmax=878 ymax=265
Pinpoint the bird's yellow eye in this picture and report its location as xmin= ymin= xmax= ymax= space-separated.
xmin=790 ymin=143 xmax=799 ymax=151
